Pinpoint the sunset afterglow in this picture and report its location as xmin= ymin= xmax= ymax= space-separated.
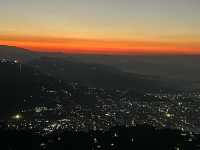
xmin=0 ymin=0 xmax=200 ymax=55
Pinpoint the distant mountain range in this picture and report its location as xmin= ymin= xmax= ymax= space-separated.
xmin=0 ymin=45 xmax=199 ymax=89
xmin=0 ymin=45 xmax=36 ymax=61
xmin=27 ymin=57 xmax=163 ymax=90
xmin=0 ymin=45 xmax=163 ymax=90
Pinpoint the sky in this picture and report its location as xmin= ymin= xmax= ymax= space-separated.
xmin=0 ymin=0 xmax=200 ymax=55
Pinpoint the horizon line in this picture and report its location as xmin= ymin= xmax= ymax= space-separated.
xmin=1 ymin=44 xmax=200 ymax=57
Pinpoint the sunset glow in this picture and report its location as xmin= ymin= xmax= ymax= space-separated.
xmin=0 ymin=0 xmax=200 ymax=55
xmin=1 ymin=38 xmax=200 ymax=55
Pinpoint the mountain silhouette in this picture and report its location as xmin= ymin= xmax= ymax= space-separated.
xmin=0 ymin=45 xmax=165 ymax=90
xmin=28 ymin=57 xmax=163 ymax=90
xmin=0 ymin=45 xmax=197 ymax=89
xmin=0 ymin=45 xmax=37 ymax=61
xmin=0 ymin=61 xmax=72 ymax=119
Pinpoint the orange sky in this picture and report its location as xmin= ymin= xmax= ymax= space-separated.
xmin=1 ymin=37 xmax=200 ymax=55
xmin=1 ymin=0 xmax=200 ymax=55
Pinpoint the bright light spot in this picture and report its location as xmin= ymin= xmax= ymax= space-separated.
xmin=175 ymin=147 xmax=180 ymax=150
xmin=94 ymin=138 xmax=98 ymax=144
xmin=110 ymin=143 xmax=115 ymax=146
xmin=97 ymin=145 xmax=101 ymax=149
xmin=114 ymin=133 xmax=118 ymax=137
xmin=130 ymin=138 xmax=134 ymax=142
xmin=14 ymin=60 xmax=19 ymax=63
xmin=188 ymin=138 xmax=193 ymax=142
xmin=12 ymin=114 xmax=22 ymax=120
xmin=166 ymin=113 xmax=172 ymax=118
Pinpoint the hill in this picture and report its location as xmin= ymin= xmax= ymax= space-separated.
xmin=0 ymin=60 xmax=72 ymax=119
xmin=1 ymin=45 xmax=199 ymax=89
xmin=0 ymin=60 xmax=112 ymax=119
xmin=28 ymin=57 xmax=163 ymax=90
xmin=0 ymin=45 xmax=37 ymax=61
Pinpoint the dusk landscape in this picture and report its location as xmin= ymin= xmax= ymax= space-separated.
xmin=0 ymin=0 xmax=200 ymax=150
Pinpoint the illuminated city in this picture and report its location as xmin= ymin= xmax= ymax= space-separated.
xmin=0 ymin=0 xmax=200 ymax=149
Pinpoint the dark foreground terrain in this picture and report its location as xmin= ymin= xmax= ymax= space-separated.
xmin=0 ymin=47 xmax=200 ymax=150
xmin=0 ymin=125 xmax=199 ymax=150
